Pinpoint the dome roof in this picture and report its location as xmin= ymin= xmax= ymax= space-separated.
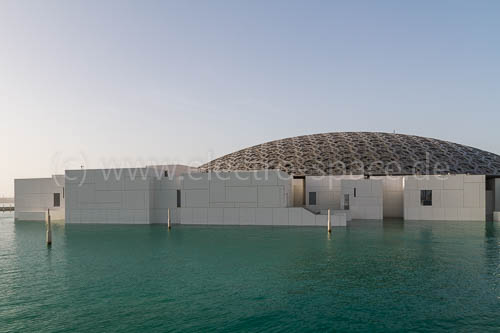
xmin=200 ymin=132 xmax=500 ymax=176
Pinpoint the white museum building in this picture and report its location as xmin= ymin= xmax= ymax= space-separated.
xmin=14 ymin=132 xmax=500 ymax=225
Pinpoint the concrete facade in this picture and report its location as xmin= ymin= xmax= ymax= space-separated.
xmin=305 ymin=176 xmax=350 ymax=210
xmin=305 ymin=175 xmax=380 ymax=211
xmin=65 ymin=165 xmax=199 ymax=224
xmin=61 ymin=168 xmax=348 ymax=226
xmin=65 ymin=168 xmax=155 ymax=224
xmin=150 ymin=170 xmax=297 ymax=225
xmin=14 ymin=175 xmax=65 ymax=221
xmin=170 ymin=207 xmax=346 ymax=227
xmin=14 ymin=132 xmax=499 ymax=224
xmin=304 ymin=176 xmax=399 ymax=220
xmin=340 ymin=179 xmax=384 ymax=220
xmin=15 ymin=167 xmax=489 ymax=224
xmin=403 ymin=175 xmax=486 ymax=221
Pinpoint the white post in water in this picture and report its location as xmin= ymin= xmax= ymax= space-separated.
xmin=168 ymin=208 xmax=171 ymax=229
xmin=46 ymin=209 xmax=52 ymax=246
xmin=327 ymin=208 xmax=332 ymax=233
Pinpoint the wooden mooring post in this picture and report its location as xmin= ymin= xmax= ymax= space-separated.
xmin=167 ymin=208 xmax=171 ymax=229
xmin=328 ymin=208 xmax=332 ymax=233
xmin=46 ymin=209 xmax=52 ymax=246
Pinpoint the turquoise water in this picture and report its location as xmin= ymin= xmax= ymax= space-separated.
xmin=1 ymin=212 xmax=499 ymax=332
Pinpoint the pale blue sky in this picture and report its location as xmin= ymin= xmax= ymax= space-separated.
xmin=1 ymin=0 xmax=499 ymax=196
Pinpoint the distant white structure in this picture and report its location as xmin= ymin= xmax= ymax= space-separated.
xmin=0 ymin=197 xmax=14 ymax=204
xmin=14 ymin=175 xmax=65 ymax=221
xmin=13 ymin=132 xmax=500 ymax=224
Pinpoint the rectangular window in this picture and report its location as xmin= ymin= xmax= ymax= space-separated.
xmin=354 ymin=188 xmax=357 ymax=198
xmin=53 ymin=193 xmax=61 ymax=207
xmin=344 ymin=194 xmax=350 ymax=210
xmin=177 ymin=190 xmax=181 ymax=207
xmin=164 ymin=170 xmax=169 ymax=178
xmin=63 ymin=187 xmax=65 ymax=198
xmin=421 ymin=190 xmax=432 ymax=206
xmin=309 ymin=192 xmax=317 ymax=205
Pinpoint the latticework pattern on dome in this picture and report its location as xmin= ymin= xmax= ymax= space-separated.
xmin=200 ymin=132 xmax=500 ymax=176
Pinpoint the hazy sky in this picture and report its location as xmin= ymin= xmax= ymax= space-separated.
xmin=1 ymin=0 xmax=499 ymax=197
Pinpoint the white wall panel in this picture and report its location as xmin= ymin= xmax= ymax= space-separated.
xmin=106 ymin=210 xmax=121 ymax=223
xmin=78 ymin=184 xmax=96 ymax=203
xmin=160 ymin=178 xmax=179 ymax=190
xmin=211 ymin=202 xmax=236 ymax=208
xmin=226 ymin=187 xmax=257 ymax=203
xmin=251 ymin=171 xmax=278 ymax=186
xmin=289 ymin=208 xmax=302 ymax=225
xmin=404 ymin=175 xmax=485 ymax=221
xmin=15 ymin=176 xmax=65 ymax=221
xmin=209 ymin=182 xmax=226 ymax=202
xmin=258 ymin=186 xmax=283 ymax=207
xmin=420 ymin=207 xmax=433 ymax=220
xmin=95 ymin=171 xmax=124 ymax=191
xmin=234 ymin=202 xmax=256 ymax=208
xmin=227 ymin=173 xmax=252 ymax=187
xmin=463 ymin=183 xmax=480 ymax=208
xmin=65 ymin=168 xmax=151 ymax=224
xmin=443 ymin=175 xmax=464 ymax=190
xmin=124 ymin=177 xmax=149 ymax=191
xmin=124 ymin=191 xmax=146 ymax=210
xmin=418 ymin=177 xmax=443 ymax=190
xmin=301 ymin=209 xmax=316 ymax=226
xmin=184 ymin=189 xmax=209 ymax=208
xmin=432 ymin=190 xmax=443 ymax=208
xmin=183 ymin=173 xmax=209 ymax=189
xmin=317 ymin=191 xmax=334 ymax=206
xmin=95 ymin=191 xmax=122 ymax=203
xmin=223 ymin=208 xmax=239 ymax=225
xmin=180 ymin=208 xmax=193 ymax=224
xmin=464 ymin=175 xmax=484 ymax=183
xmin=192 ymin=208 xmax=208 ymax=224
xmin=239 ymin=208 xmax=256 ymax=225
xmin=443 ymin=190 xmax=463 ymax=208
xmin=340 ymin=179 xmax=383 ymax=220
xmin=154 ymin=190 xmax=177 ymax=209
xmin=404 ymin=177 xmax=417 ymax=190
xmin=255 ymin=208 xmax=273 ymax=225
xmin=273 ymin=208 xmax=289 ymax=226
xmin=207 ymin=208 xmax=224 ymax=224
xmin=444 ymin=207 xmax=459 ymax=221
xmin=315 ymin=215 xmax=327 ymax=226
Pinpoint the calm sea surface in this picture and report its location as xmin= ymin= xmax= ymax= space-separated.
xmin=0 ymin=212 xmax=499 ymax=332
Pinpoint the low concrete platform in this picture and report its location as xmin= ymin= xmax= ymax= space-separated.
xmin=15 ymin=210 xmax=65 ymax=222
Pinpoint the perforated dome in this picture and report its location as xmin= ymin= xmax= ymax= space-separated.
xmin=200 ymin=132 xmax=500 ymax=176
